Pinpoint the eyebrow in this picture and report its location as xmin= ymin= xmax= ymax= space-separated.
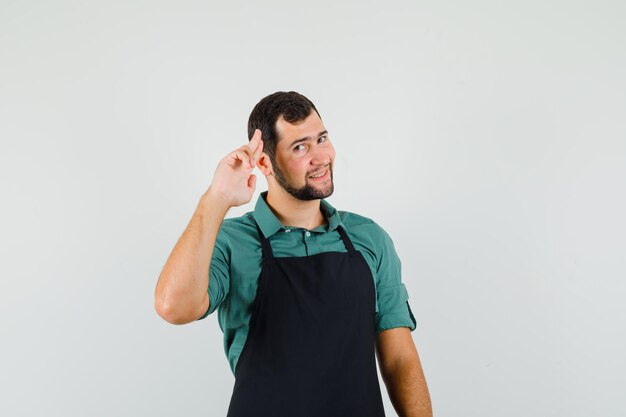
xmin=288 ymin=130 xmax=328 ymax=148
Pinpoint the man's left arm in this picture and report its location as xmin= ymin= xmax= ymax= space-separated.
xmin=375 ymin=327 xmax=433 ymax=417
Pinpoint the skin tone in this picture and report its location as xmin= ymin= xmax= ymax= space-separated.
xmin=376 ymin=328 xmax=433 ymax=417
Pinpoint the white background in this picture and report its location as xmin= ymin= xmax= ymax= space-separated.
xmin=1 ymin=1 xmax=625 ymax=416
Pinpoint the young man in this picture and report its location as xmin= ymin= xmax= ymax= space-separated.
xmin=154 ymin=91 xmax=432 ymax=417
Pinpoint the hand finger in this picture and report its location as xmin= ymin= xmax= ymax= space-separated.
xmin=240 ymin=145 xmax=256 ymax=168
xmin=247 ymin=129 xmax=262 ymax=153
xmin=245 ymin=131 xmax=263 ymax=167
xmin=252 ymin=138 xmax=263 ymax=164
xmin=248 ymin=173 xmax=257 ymax=190
xmin=230 ymin=147 xmax=254 ymax=168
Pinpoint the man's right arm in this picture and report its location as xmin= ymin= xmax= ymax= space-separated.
xmin=154 ymin=129 xmax=264 ymax=325
xmin=154 ymin=189 xmax=231 ymax=325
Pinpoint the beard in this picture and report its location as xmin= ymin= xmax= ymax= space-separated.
xmin=272 ymin=160 xmax=334 ymax=201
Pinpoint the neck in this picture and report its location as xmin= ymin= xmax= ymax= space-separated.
xmin=265 ymin=187 xmax=327 ymax=230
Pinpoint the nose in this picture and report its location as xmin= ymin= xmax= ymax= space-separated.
xmin=310 ymin=147 xmax=332 ymax=167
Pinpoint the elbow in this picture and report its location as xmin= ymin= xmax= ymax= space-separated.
xmin=154 ymin=299 xmax=200 ymax=325
xmin=155 ymin=299 xmax=184 ymax=325
xmin=154 ymin=294 xmax=209 ymax=325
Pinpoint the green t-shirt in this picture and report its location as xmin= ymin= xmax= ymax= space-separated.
xmin=198 ymin=191 xmax=417 ymax=375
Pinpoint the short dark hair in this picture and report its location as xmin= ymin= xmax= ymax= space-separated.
xmin=247 ymin=91 xmax=321 ymax=166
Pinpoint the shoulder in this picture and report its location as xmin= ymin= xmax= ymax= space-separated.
xmin=213 ymin=211 xmax=260 ymax=253
xmin=220 ymin=211 xmax=256 ymax=233
xmin=338 ymin=210 xmax=398 ymax=269
xmin=338 ymin=210 xmax=394 ymax=246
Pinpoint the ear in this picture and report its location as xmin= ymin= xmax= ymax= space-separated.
xmin=257 ymin=152 xmax=273 ymax=177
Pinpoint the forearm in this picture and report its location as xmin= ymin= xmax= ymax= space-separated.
xmin=154 ymin=188 xmax=230 ymax=324
xmin=381 ymin=356 xmax=433 ymax=417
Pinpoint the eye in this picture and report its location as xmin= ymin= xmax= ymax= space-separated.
xmin=294 ymin=144 xmax=305 ymax=152
xmin=318 ymin=135 xmax=327 ymax=143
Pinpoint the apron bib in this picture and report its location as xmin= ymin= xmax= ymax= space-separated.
xmin=226 ymin=221 xmax=386 ymax=417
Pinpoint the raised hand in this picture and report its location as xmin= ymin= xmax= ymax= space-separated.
xmin=208 ymin=129 xmax=264 ymax=208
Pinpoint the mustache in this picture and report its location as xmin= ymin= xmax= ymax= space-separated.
xmin=307 ymin=164 xmax=332 ymax=177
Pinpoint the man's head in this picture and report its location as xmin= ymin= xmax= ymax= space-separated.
xmin=248 ymin=91 xmax=335 ymax=201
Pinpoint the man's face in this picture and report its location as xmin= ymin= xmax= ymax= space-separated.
xmin=271 ymin=110 xmax=336 ymax=201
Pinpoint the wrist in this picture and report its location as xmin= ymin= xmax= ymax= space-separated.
xmin=198 ymin=187 xmax=232 ymax=215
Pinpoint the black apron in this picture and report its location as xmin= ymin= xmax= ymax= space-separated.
xmin=226 ymin=220 xmax=386 ymax=417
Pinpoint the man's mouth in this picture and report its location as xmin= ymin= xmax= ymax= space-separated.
xmin=308 ymin=168 xmax=330 ymax=180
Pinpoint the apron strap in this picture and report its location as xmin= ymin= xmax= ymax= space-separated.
xmin=336 ymin=225 xmax=356 ymax=253
xmin=253 ymin=220 xmax=274 ymax=259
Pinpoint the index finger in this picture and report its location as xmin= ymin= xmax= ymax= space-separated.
xmin=251 ymin=129 xmax=262 ymax=142
xmin=247 ymin=128 xmax=262 ymax=151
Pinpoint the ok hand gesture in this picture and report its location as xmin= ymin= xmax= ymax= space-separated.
xmin=208 ymin=129 xmax=264 ymax=208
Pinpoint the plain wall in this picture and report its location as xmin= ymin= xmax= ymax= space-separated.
xmin=1 ymin=1 xmax=625 ymax=416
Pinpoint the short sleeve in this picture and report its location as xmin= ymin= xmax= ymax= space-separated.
xmin=374 ymin=227 xmax=417 ymax=335
xmin=196 ymin=227 xmax=231 ymax=320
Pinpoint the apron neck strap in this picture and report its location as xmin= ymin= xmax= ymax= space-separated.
xmin=336 ymin=225 xmax=356 ymax=253
xmin=254 ymin=220 xmax=274 ymax=259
